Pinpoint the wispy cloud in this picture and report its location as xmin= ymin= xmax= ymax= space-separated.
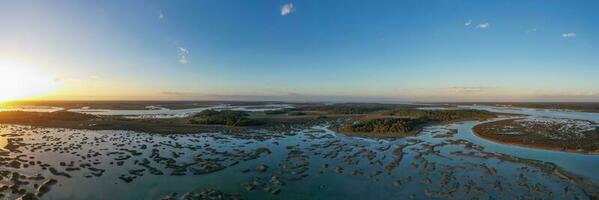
xmin=398 ymin=86 xmax=503 ymax=98
xmin=562 ymin=32 xmax=576 ymax=38
xmin=448 ymin=86 xmax=488 ymax=93
xmin=525 ymin=28 xmax=537 ymax=34
xmin=162 ymin=91 xmax=189 ymax=96
xmin=178 ymin=47 xmax=189 ymax=64
xmin=159 ymin=12 xmax=164 ymax=19
xmin=280 ymin=3 xmax=294 ymax=16
xmin=399 ymin=86 xmax=500 ymax=95
xmin=464 ymin=19 xmax=472 ymax=26
xmin=530 ymin=91 xmax=599 ymax=101
xmin=476 ymin=22 xmax=490 ymax=29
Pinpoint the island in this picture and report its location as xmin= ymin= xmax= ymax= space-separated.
xmin=473 ymin=118 xmax=599 ymax=154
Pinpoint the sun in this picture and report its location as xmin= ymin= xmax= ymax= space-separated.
xmin=0 ymin=59 xmax=62 ymax=102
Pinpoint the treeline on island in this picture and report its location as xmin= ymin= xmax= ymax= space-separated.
xmin=338 ymin=108 xmax=497 ymax=136
xmin=386 ymin=108 xmax=497 ymax=121
xmin=299 ymin=103 xmax=407 ymax=114
xmin=189 ymin=110 xmax=265 ymax=126
xmin=339 ymin=118 xmax=428 ymax=136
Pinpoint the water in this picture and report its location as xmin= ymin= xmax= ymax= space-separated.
xmin=463 ymin=105 xmax=599 ymax=122
xmin=1 ymin=106 xmax=598 ymax=199
xmin=0 ymin=104 xmax=293 ymax=118
xmin=68 ymin=104 xmax=293 ymax=118
xmin=415 ymin=107 xmax=462 ymax=111
xmin=0 ymin=105 xmax=64 ymax=112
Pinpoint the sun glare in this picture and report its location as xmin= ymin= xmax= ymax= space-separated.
xmin=0 ymin=59 xmax=62 ymax=102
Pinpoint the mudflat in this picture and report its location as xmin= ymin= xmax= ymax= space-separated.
xmin=473 ymin=118 xmax=599 ymax=154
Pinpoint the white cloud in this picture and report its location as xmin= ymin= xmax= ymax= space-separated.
xmin=464 ymin=19 xmax=472 ymax=26
xmin=280 ymin=3 xmax=294 ymax=16
xmin=179 ymin=56 xmax=188 ymax=65
xmin=400 ymin=86 xmax=500 ymax=94
xmin=476 ymin=22 xmax=490 ymax=29
xmin=449 ymin=86 xmax=486 ymax=93
xmin=178 ymin=47 xmax=189 ymax=55
xmin=178 ymin=47 xmax=189 ymax=64
xmin=526 ymin=28 xmax=537 ymax=33
xmin=159 ymin=12 xmax=164 ymax=19
xmin=562 ymin=32 xmax=576 ymax=38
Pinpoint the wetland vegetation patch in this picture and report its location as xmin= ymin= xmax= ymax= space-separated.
xmin=473 ymin=118 xmax=599 ymax=154
xmin=336 ymin=108 xmax=498 ymax=137
xmin=189 ymin=110 xmax=265 ymax=126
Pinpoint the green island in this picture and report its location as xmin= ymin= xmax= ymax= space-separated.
xmin=335 ymin=108 xmax=497 ymax=137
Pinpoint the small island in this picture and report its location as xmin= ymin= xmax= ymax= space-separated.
xmin=335 ymin=108 xmax=497 ymax=137
xmin=473 ymin=118 xmax=599 ymax=154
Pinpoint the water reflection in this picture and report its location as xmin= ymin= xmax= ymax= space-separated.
xmin=463 ymin=105 xmax=599 ymax=122
xmin=67 ymin=104 xmax=293 ymax=118
xmin=0 ymin=122 xmax=596 ymax=199
xmin=0 ymin=135 xmax=6 ymax=149
xmin=1 ymin=105 xmax=598 ymax=199
xmin=0 ymin=105 xmax=64 ymax=112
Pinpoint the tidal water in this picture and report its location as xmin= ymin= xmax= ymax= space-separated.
xmin=1 ymin=106 xmax=598 ymax=199
xmin=463 ymin=105 xmax=599 ymax=122
xmin=68 ymin=104 xmax=293 ymax=118
xmin=0 ymin=106 xmax=64 ymax=113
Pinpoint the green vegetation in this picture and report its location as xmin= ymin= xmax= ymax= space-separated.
xmin=189 ymin=110 xmax=265 ymax=126
xmin=338 ymin=108 xmax=497 ymax=136
xmin=339 ymin=118 xmax=427 ymax=136
xmin=303 ymin=103 xmax=406 ymax=114
xmin=387 ymin=108 xmax=497 ymax=121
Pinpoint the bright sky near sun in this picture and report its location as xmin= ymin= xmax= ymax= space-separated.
xmin=0 ymin=0 xmax=598 ymax=102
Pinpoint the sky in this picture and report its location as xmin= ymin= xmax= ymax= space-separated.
xmin=0 ymin=0 xmax=598 ymax=102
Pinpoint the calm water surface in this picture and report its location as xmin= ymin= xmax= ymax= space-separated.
xmin=1 ymin=106 xmax=598 ymax=199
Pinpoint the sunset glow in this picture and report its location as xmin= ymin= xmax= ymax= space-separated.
xmin=1 ymin=1 xmax=599 ymax=200
xmin=0 ymin=59 xmax=62 ymax=102
xmin=1 ymin=1 xmax=598 ymax=102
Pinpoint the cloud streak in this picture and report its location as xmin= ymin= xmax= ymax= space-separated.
xmin=400 ymin=86 xmax=500 ymax=95
xmin=562 ymin=32 xmax=576 ymax=38
xmin=476 ymin=22 xmax=490 ymax=29
xmin=280 ymin=3 xmax=294 ymax=16
xmin=525 ymin=28 xmax=537 ymax=33
xmin=178 ymin=47 xmax=189 ymax=64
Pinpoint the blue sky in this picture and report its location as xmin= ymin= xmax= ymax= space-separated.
xmin=1 ymin=0 xmax=598 ymax=102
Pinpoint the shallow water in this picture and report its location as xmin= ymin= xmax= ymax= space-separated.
xmin=68 ymin=104 xmax=293 ymax=118
xmin=1 ymin=121 xmax=597 ymax=199
xmin=463 ymin=105 xmax=599 ymax=122
xmin=0 ymin=106 xmax=64 ymax=113
xmin=1 ymin=106 xmax=599 ymax=199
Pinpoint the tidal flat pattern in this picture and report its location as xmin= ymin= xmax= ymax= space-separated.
xmin=1 ymin=122 xmax=598 ymax=199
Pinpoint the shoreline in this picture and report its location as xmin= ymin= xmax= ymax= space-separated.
xmin=334 ymin=118 xmax=494 ymax=139
xmin=472 ymin=120 xmax=599 ymax=155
